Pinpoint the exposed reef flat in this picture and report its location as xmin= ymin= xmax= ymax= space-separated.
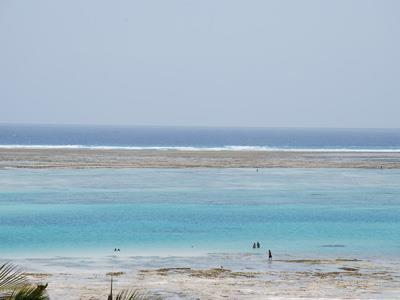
xmin=1 ymin=148 xmax=400 ymax=169
xmin=18 ymin=254 xmax=400 ymax=299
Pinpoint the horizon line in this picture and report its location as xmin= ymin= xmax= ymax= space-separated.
xmin=1 ymin=122 xmax=400 ymax=130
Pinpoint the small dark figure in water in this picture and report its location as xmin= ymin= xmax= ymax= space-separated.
xmin=268 ymin=249 xmax=272 ymax=261
xmin=117 ymin=248 xmax=120 ymax=252
xmin=257 ymin=241 xmax=260 ymax=248
xmin=253 ymin=242 xmax=256 ymax=249
xmin=114 ymin=248 xmax=117 ymax=252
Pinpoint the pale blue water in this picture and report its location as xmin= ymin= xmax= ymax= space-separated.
xmin=1 ymin=124 xmax=400 ymax=150
xmin=0 ymin=168 xmax=399 ymax=259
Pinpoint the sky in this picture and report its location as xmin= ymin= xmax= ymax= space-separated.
xmin=0 ymin=0 xmax=399 ymax=128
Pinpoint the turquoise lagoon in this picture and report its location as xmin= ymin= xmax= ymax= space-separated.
xmin=0 ymin=168 xmax=399 ymax=259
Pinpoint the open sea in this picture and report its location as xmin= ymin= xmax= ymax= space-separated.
xmin=0 ymin=125 xmax=400 ymax=260
xmin=1 ymin=124 xmax=400 ymax=151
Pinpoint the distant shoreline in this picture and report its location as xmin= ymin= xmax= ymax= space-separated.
xmin=1 ymin=148 xmax=400 ymax=169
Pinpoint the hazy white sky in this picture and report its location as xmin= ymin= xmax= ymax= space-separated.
xmin=1 ymin=0 xmax=399 ymax=127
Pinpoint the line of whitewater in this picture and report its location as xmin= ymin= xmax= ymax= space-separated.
xmin=1 ymin=144 xmax=400 ymax=152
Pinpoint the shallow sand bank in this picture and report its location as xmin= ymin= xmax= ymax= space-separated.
xmin=1 ymin=148 xmax=400 ymax=169
xmin=16 ymin=254 xmax=400 ymax=299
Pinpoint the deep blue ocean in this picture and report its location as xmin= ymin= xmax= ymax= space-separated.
xmin=1 ymin=124 xmax=400 ymax=150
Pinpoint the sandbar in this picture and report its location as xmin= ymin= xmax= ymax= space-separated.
xmin=1 ymin=148 xmax=400 ymax=169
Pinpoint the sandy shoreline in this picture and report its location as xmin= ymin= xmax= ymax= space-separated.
xmin=1 ymin=148 xmax=400 ymax=169
xmin=15 ymin=254 xmax=400 ymax=299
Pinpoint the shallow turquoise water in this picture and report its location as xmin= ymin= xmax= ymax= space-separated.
xmin=0 ymin=168 xmax=399 ymax=258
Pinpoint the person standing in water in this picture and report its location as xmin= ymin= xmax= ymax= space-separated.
xmin=268 ymin=250 xmax=272 ymax=261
